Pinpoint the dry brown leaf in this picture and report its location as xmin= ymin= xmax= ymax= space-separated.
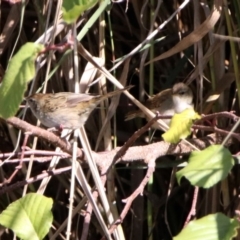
xmin=186 ymin=38 xmax=225 ymax=84
xmin=0 ymin=4 xmax=21 ymax=56
xmin=203 ymin=72 xmax=235 ymax=114
xmin=95 ymin=58 xmax=131 ymax=150
xmin=145 ymin=2 xmax=222 ymax=65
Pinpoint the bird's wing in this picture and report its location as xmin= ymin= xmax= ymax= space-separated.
xmin=125 ymin=88 xmax=172 ymax=120
xmin=65 ymin=93 xmax=96 ymax=106
xmin=48 ymin=92 xmax=96 ymax=108
xmin=144 ymin=88 xmax=172 ymax=109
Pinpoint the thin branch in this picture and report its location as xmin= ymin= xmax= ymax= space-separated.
xmin=184 ymin=187 xmax=199 ymax=227
xmin=107 ymin=113 xmax=162 ymax=174
xmin=193 ymin=124 xmax=240 ymax=141
xmin=5 ymin=117 xmax=84 ymax=158
xmin=199 ymin=111 xmax=239 ymax=122
xmin=0 ymin=167 xmax=71 ymax=194
xmin=104 ymin=158 xmax=156 ymax=238
xmin=3 ymin=133 xmax=30 ymax=184
xmin=5 ymin=117 xmax=232 ymax=172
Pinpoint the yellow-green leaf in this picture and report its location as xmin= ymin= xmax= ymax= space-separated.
xmin=0 ymin=193 xmax=53 ymax=240
xmin=174 ymin=213 xmax=239 ymax=240
xmin=176 ymin=145 xmax=234 ymax=188
xmin=0 ymin=42 xmax=44 ymax=118
xmin=162 ymin=108 xmax=201 ymax=144
xmin=62 ymin=0 xmax=98 ymax=24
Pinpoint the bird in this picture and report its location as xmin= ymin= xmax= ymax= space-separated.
xmin=125 ymin=83 xmax=193 ymax=125
xmin=26 ymin=86 xmax=132 ymax=130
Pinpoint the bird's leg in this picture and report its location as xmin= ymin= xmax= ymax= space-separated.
xmin=47 ymin=124 xmax=64 ymax=132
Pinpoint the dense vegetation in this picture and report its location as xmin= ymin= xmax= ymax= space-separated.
xmin=0 ymin=0 xmax=240 ymax=239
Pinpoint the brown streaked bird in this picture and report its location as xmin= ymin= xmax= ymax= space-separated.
xmin=26 ymin=86 xmax=132 ymax=130
xmin=125 ymin=83 xmax=193 ymax=125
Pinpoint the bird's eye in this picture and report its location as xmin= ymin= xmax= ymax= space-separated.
xmin=179 ymin=90 xmax=186 ymax=95
xmin=27 ymin=98 xmax=36 ymax=104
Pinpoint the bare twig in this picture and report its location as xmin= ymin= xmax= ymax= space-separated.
xmin=0 ymin=167 xmax=71 ymax=195
xmin=5 ymin=117 xmax=84 ymax=158
xmin=104 ymin=158 xmax=156 ymax=238
xmin=106 ymin=113 xmax=165 ymax=174
xmin=200 ymin=111 xmax=239 ymax=122
xmin=193 ymin=124 xmax=240 ymax=141
xmin=0 ymin=150 xmax=71 ymax=164
xmin=2 ymin=133 xmax=30 ymax=185
xmin=5 ymin=117 xmax=230 ymax=172
xmin=81 ymin=175 xmax=107 ymax=240
xmin=184 ymin=187 xmax=199 ymax=227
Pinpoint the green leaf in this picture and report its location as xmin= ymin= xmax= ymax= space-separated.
xmin=174 ymin=213 xmax=239 ymax=240
xmin=0 ymin=42 xmax=44 ymax=118
xmin=176 ymin=145 xmax=234 ymax=188
xmin=62 ymin=0 xmax=98 ymax=24
xmin=0 ymin=193 xmax=53 ymax=240
xmin=162 ymin=108 xmax=201 ymax=144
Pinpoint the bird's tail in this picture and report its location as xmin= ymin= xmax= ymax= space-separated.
xmin=125 ymin=110 xmax=143 ymax=121
xmin=125 ymin=112 xmax=137 ymax=121
xmin=100 ymin=85 xmax=133 ymax=100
